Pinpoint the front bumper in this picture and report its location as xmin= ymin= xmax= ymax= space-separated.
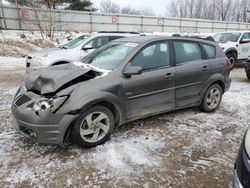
xmin=11 ymin=89 xmax=77 ymax=146
xmin=233 ymin=143 xmax=250 ymax=188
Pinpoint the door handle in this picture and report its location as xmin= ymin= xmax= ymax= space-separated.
xmin=203 ymin=66 xmax=209 ymax=71
xmin=165 ymin=73 xmax=174 ymax=79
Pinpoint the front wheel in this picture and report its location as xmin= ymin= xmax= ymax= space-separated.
xmin=200 ymin=84 xmax=223 ymax=112
xmin=72 ymin=105 xmax=115 ymax=148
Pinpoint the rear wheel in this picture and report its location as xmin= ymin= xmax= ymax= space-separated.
xmin=72 ymin=105 xmax=114 ymax=148
xmin=226 ymin=52 xmax=237 ymax=70
xmin=200 ymin=84 xmax=223 ymax=112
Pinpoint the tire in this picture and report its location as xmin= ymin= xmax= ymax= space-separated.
xmin=200 ymin=84 xmax=223 ymax=112
xmin=72 ymin=105 xmax=115 ymax=148
xmin=226 ymin=52 xmax=237 ymax=70
xmin=247 ymin=73 xmax=250 ymax=80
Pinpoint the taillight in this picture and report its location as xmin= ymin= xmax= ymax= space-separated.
xmin=226 ymin=58 xmax=234 ymax=70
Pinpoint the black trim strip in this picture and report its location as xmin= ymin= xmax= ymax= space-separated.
xmin=126 ymin=87 xmax=175 ymax=100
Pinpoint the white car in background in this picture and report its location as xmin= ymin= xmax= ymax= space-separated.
xmin=26 ymin=32 xmax=139 ymax=72
xmin=213 ymin=31 xmax=250 ymax=68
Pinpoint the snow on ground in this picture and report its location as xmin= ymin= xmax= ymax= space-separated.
xmin=0 ymin=57 xmax=249 ymax=187
xmin=0 ymin=30 xmax=89 ymax=57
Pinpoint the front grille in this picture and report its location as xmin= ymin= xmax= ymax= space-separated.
xmin=26 ymin=62 xmax=30 ymax=67
xmin=14 ymin=94 xmax=31 ymax=107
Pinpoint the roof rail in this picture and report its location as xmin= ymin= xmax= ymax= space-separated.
xmin=172 ymin=33 xmax=215 ymax=42
xmin=98 ymin=31 xmax=140 ymax=34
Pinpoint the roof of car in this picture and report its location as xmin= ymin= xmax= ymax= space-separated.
xmin=115 ymin=35 xmax=216 ymax=44
xmin=214 ymin=30 xmax=248 ymax=34
xmin=90 ymin=32 xmax=139 ymax=37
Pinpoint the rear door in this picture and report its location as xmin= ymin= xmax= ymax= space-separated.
xmin=173 ymin=40 xmax=211 ymax=107
xmin=122 ymin=41 xmax=175 ymax=120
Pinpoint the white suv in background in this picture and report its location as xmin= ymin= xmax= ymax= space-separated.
xmin=213 ymin=31 xmax=250 ymax=68
xmin=26 ymin=32 xmax=139 ymax=72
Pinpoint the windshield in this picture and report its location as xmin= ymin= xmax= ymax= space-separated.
xmin=63 ymin=35 xmax=89 ymax=49
xmin=81 ymin=42 xmax=138 ymax=71
xmin=213 ymin=33 xmax=241 ymax=43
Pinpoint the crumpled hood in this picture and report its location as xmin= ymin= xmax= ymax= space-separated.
xmin=25 ymin=63 xmax=100 ymax=95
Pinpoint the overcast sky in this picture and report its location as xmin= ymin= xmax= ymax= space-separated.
xmin=91 ymin=0 xmax=171 ymax=16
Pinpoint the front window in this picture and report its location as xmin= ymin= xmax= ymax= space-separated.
xmin=213 ymin=33 xmax=241 ymax=43
xmin=130 ymin=42 xmax=170 ymax=71
xmin=81 ymin=42 xmax=138 ymax=71
xmin=63 ymin=35 xmax=89 ymax=49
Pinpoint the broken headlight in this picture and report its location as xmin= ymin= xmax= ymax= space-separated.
xmin=33 ymin=54 xmax=48 ymax=63
xmin=33 ymin=96 xmax=68 ymax=113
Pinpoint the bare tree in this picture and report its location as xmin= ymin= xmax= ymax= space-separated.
xmin=216 ymin=0 xmax=232 ymax=21
xmin=100 ymin=0 xmax=120 ymax=13
xmin=99 ymin=0 xmax=155 ymax=16
xmin=15 ymin=0 xmax=63 ymax=40
xmin=120 ymin=6 xmax=140 ymax=15
xmin=166 ymin=0 xmax=250 ymax=22
xmin=139 ymin=7 xmax=155 ymax=16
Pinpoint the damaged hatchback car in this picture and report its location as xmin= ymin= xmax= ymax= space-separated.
xmin=11 ymin=36 xmax=231 ymax=147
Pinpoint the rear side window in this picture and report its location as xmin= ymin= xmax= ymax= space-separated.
xmin=202 ymin=44 xmax=216 ymax=59
xmin=85 ymin=36 xmax=109 ymax=49
xmin=109 ymin=36 xmax=124 ymax=41
xmin=174 ymin=42 xmax=202 ymax=64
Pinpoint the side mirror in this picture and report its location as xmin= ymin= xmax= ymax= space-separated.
xmin=240 ymin=39 xmax=250 ymax=44
xmin=82 ymin=46 xmax=93 ymax=51
xmin=123 ymin=65 xmax=142 ymax=77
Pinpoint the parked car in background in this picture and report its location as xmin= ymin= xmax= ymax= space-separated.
xmin=233 ymin=127 xmax=250 ymax=188
xmin=12 ymin=36 xmax=231 ymax=147
xmin=26 ymin=31 xmax=139 ymax=72
xmin=213 ymin=31 xmax=250 ymax=69
xmin=245 ymin=57 xmax=250 ymax=79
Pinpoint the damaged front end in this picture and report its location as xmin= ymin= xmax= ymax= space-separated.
xmin=11 ymin=63 xmax=105 ymax=146
xmin=25 ymin=63 xmax=102 ymax=95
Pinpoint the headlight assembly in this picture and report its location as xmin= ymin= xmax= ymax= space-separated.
xmin=32 ymin=96 xmax=68 ymax=114
xmin=33 ymin=54 xmax=48 ymax=63
xmin=245 ymin=127 xmax=250 ymax=158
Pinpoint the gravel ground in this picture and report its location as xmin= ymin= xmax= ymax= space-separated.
xmin=0 ymin=57 xmax=249 ymax=187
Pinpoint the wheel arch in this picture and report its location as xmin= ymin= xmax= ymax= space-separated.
xmin=225 ymin=48 xmax=238 ymax=59
xmin=200 ymin=76 xmax=226 ymax=105
xmin=63 ymin=99 xmax=123 ymax=145
xmin=51 ymin=61 xmax=71 ymax=66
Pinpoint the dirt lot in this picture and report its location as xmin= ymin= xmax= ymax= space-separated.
xmin=0 ymin=57 xmax=249 ymax=187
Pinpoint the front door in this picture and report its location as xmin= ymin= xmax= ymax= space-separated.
xmin=238 ymin=32 xmax=250 ymax=59
xmin=122 ymin=41 xmax=175 ymax=120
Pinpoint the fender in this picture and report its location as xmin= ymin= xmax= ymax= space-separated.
xmin=46 ymin=52 xmax=78 ymax=66
xmin=199 ymin=73 xmax=225 ymax=104
xmin=66 ymin=91 xmax=125 ymax=125
xmin=224 ymin=47 xmax=238 ymax=55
